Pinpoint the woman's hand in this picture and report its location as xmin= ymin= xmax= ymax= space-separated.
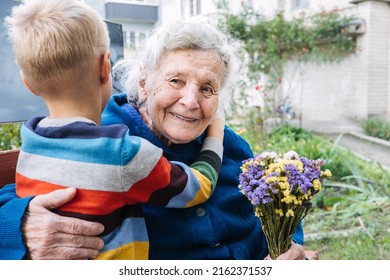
xmin=264 ymin=243 xmax=306 ymax=260
xmin=22 ymin=188 xmax=105 ymax=260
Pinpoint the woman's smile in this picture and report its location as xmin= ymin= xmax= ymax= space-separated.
xmin=169 ymin=112 xmax=198 ymax=123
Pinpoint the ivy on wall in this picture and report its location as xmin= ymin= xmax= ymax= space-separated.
xmin=220 ymin=4 xmax=357 ymax=80
xmin=216 ymin=1 xmax=358 ymax=120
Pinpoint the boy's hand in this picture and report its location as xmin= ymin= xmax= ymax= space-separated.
xmin=207 ymin=110 xmax=225 ymax=142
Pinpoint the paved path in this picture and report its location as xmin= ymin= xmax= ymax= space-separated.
xmin=291 ymin=119 xmax=390 ymax=169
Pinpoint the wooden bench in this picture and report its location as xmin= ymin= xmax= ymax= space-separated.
xmin=0 ymin=149 xmax=19 ymax=187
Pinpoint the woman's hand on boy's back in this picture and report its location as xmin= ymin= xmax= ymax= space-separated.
xmin=23 ymin=188 xmax=105 ymax=259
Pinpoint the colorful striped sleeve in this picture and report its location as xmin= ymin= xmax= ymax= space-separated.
xmin=166 ymin=136 xmax=222 ymax=208
xmin=190 ymin=136 xmax=223 ymax=193
xmin=122 ymin=135 xmax=223 ymax=208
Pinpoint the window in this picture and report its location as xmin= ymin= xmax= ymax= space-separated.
xmin=124 ymin=31 xmax=130 ymax=48
xmin=196 ymin=0 xmax=201 ymax=15
xmin=130 ymin=31 xmax=136 ymax=49
xmin=139 ymin=32 xmax=146 ymax=45
xmin=180 ymin=0 xmax=201 ymax=17
xmin=180 ymin=0 xmax=186 ymax=17
xmin=123 ymin=30 xmax=136 ymax=49
xmin=123 ymin=30 xmax=147 ymax=50
xmin=291 ymin=0 xmax=309 ymax=10
xmin=189 ymin=0 xmax=194 ymax=16
xmin=123 ymin=31 xmax=128 ymax=48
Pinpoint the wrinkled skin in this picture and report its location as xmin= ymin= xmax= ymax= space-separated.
xmin=23 ymin=188 xmax=104 ymax=259
xmin=138 ymin=49 xmax=223 ymax=146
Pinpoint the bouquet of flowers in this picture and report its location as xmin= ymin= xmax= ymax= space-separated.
xmin=238 ymin=150 xmax=332 ymax=259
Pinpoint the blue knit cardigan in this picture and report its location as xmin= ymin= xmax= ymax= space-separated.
xmin=0 ymin=93 xmax=304 ymax=260
xmin=102 ymin=93 xmax=304 ymax=259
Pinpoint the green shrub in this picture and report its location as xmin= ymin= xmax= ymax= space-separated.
xmin=0 ymin=122 xmax=22 ymax=151
xmin=362 ymin=117 xmax=390 ymax=141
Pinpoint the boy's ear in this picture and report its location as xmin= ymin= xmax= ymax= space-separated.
xmin=20 ymin=70 xmax=38 ymax=96
xmin=100 ymin=50 xmax=111 ymax=85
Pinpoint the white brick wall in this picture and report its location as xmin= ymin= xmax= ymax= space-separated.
xmin=364 ymin=1 xmax=390 ymax=118
xmin=388 ymin=11 xmax=390 ymax=121
xmin=285 ymin=0 xmax=355 ymax=19
xmin=283 ymin=0 xmax=390 ymax=123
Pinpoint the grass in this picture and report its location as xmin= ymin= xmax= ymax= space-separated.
xmin=302 ymin=198 xmax=390 ymax=259
xmin=1 ymin=120 xmax=390 ymax=259
xmin=235 ymin=122 xmax=390 ymax=260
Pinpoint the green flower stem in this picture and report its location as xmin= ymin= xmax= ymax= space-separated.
xmin=257 ymin=202 xmax=311 ymax=259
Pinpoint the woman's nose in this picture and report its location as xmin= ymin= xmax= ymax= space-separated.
xmin=179 ymin=85 xmax=200 ymax=110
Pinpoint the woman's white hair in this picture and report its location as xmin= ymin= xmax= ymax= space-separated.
xmin=112 ymin=16 xmax=241 ymax=115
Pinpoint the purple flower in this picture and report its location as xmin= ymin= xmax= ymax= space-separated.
xmin=237 ymin=150 xmax=331 ymax=260
xmin=239 ymin=164 xmax=274 ymax=206
xmin=301 ymin=157 xmax=321 ymax=181
xmin=284 ymin=163 xmax=312 ymax=194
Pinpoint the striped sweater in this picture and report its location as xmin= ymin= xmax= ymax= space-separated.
xmin=16 ymin=116 xmax=223 ymax=259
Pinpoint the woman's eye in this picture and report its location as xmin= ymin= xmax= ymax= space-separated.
xmin=169 ymin=79 xmax=181 ymax=84
xmin=168 ymin=78 xmax=183 ymax=89
xmin=201 ymin=86 xmax=215 ymax=96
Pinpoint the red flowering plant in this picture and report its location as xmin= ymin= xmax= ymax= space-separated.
xmin=238 ymin=150 xmax=332 ymax=259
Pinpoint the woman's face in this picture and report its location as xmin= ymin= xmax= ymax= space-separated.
xmin=141 ymin=49 xmax=224 ymax=145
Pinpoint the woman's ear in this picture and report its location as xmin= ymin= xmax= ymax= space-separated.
xmin=100 ymin=50 xmax=111 ymax=85
xmin=20 ymin=70 xmax=38 ymax=96
xmin=138 ymin=67 xmax=147 ymax=103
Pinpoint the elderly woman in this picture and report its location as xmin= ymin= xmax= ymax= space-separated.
xmin=0 ymin=17 xmax=305 ymax=260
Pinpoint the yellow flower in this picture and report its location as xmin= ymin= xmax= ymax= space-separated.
xmin=240 ymin=160 xmax=254 ymax=173
xmin=286 ymin=209 xmax=294 ymax=217
xmin=275 ymin=209 xmax=284 ymax=217
xmin=322 ymin=169 xmax=332 ymax=177
xmin=282 ymin=194 xmax=297 ymax=204
xmin=283 ymin=189 xmax=291 ymax=196
xmin=302 ymin=189 xmax=312 ymax=200
xmin=313 ymin=179 xmax=321 ymax=191
xmin=293 ymin=198 xmax=301 ymax=204
xmin=265 ymin=162 xmax=285 ymax=175
xmin=255 ymin=208 xmax=263 ymax=217
xmin=279 ymin=176 xmax=288 ymax=182
xmin=282 ymin=159 xmax=303 ymax=172
xmin=266 ymin=176 xmax=278 ymax=184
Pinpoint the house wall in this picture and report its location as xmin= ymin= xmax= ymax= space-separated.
xmin=84 ymin=0 xmax=390 ymax=123
xmin=160 ymin=0 xmax=180 ymax=24
xmin=363 ymin=1 xmax=390 ymax=120
xmin=388 ymin=19 xmax=390 ymax=121
xmin=282 ymin=0 xmax=390 ymax=123
xmin=285 ymin=0 xmax=354 ymax=18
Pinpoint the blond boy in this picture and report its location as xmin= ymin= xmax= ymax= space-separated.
xmin=6 ymin=0 xmax=224 ymax=259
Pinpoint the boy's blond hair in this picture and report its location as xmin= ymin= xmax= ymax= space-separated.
xmin=5 ymin=0 xmax=110 ymax=88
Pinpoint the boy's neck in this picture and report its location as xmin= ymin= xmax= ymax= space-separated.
xmin=43 ymin=91 xmax=102 ymax=125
